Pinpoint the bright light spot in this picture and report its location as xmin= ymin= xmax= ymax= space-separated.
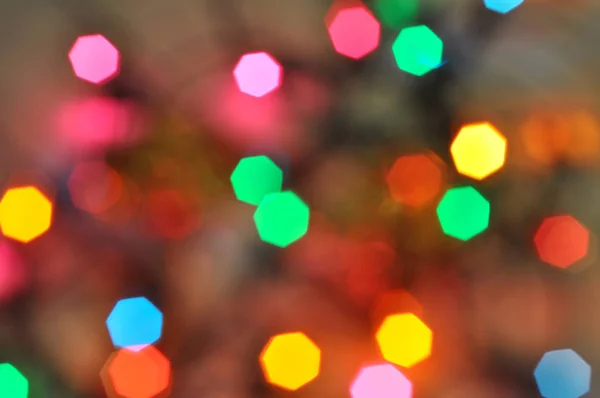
xmin=0 ymin=186 xmax=53 ymax=243
xmin=534 ymin=215 xmax=590 ymax=269
xmin=68 ymin=34 xmax=120 ymax=84
xmin=327 ymin=5 xmax=381 ymax=60
xmin=68 ymin=161 xmax=123 ymax=214
xmin=484 ymin=0 xmax=524 ymax=14
xmin=254 ymin=191 xmax=310 ymax=248
xmin=392 ymin=25 xmax=443 ymax=76
xmin=0 ymin=363 xmax=28 ymax=398
xmin=260 ymin=332 xmax=321 ymax=391
xmin=534 ymin=349 xmax=590 ymax=398
xmin=230 ymin=156 xmax=283 ymax=205
xmin=233 ymin=52 xmax=282 ymax=98
xmin=436 ymin=186 xmax=490 ymax=241
xmin=376 ymin=313 xmax=432 ymax=368
xmin=451 ymin=122 xmax=507 ymax=180
xmin=106 ymin=297 xmax=163 ymax=349
xmin=350 ymin=363 xmax=412 ymax=398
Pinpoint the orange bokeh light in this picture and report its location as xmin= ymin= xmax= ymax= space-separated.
xmin=534 ymin=215 xmax=590 ymax=269
xmin=451 ymin=122 xmax=507 ymax=180
xmin=68 ymin=161 xmax=123 ymax=214
xmin=103 ymin=345 xmax=171 ymax=398
xmin=371 ymin=289 xmax=423 ymax=327
xmin=375 ymin=313 xmax=432 ymax=368
xmin=0 ymin=186 xmax=53 ymax=243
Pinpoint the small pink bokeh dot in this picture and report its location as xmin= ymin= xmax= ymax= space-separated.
xmin=233 ymin=52 xmax=282 ymax=98
xmin=68 ymin=34 xmax=120 ymax=84
xmin=350 ymin=363 xmax=413 ymax=398
xmin=327 ymin=6 xmax=381 ymax=60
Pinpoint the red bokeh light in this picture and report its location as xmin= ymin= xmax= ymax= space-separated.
xmin=0 ymin=241 xmax=27 ymax=303
xmin=143 ymin=189 xmax=200 ymax=240
xmin=327 ymin=5 xmax=381 ymax=60
xmin=233 ymin=52 xmax=282 ymax=98
xmin=68 ymin=34 xmax=120 ymax=84
xmin=68 ymin=161 xmax=123 ymax=214
xmin=534 ymin=215 xmax=590 ymax=268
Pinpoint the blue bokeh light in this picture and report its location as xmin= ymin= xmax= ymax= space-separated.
xmin=534 ymin=349 xmax=591 ymax=398
xmin=105 ymin=296 xmax=163 ymax=348
xmin=483 ymin=0 xmax=524 ymax=14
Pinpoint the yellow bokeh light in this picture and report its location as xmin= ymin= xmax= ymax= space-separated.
xmin=451 ymin=122 xmax=507 ymax=180
xmin=259 ymin=332 xmax=321 ymax=391
xmin=0 ymin=186 xmax=53 ymax=243
xmin=376 ymin=313 xmax=432 ymax=368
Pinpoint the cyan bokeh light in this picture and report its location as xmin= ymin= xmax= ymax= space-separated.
xmin=483 ymin=0 xmax=524 ymax=14
xmin=106 ymin=297 xmax=163 ymax=348
xmin=534 ymin=349 xmax=591 ymax=398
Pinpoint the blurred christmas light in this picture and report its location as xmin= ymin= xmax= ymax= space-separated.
xmin=68 ymin=34 xmax=120 ymax=84
xmin=483 ymin=0 xmax=524 ymax=14
xmin=534 ymin=215 xmax=590 ymax=269
xmin=106 ymin=297 xmax=163 ymax=349
xmin=350 ymin=363 xmax=412 ymax=398
xmin=376 ymin=313 xmax=432 ymax=368
xmin=68 ymin=161 xmax=123 ymax=214
xmin=233 ymin=52 xmax=282 ymax=98
xmin=254 ymin=191 xmax=310 ymax=247
xmin=534 ymin=349 xmax=590 ymax=398
xmin=392 ymin=25 xmax=443 ymax=76
xmin=451 ymin=122 xmax=507 ymax=180
xmin=436 ymin=186 xmax=490 ymax=241
xmin=374 ymin=0 xmax=418 ymax=28
xmin=260 ymin=332 xmax=321 ymax=391
xmin=0 ymin=241 xmax=27 ymax=303
xmin=103 ymin=345 xmax=170 ymax=398
xmin=386 ymin=152 xmax=445 ymax=209
xmin=327 ymin=5 xmax=381 ymax=60
xmin=143 ymin=189 xmax=199 ymax=240
xmin=0 ymin=363 xmax=28 ymax=398
xmin=230 ymin=156 xmax=283 ymax=206
xmin=0 ymin=186 xmax=53 ymax=243
xmin=371 ymin=290 xmax=423 ymax=326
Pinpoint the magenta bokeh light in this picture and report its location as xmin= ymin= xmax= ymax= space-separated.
xmin=0 ymin=241 xmax=26 ymax=303
xmin=350 ymin=364 xmax=412 ymax=398
xmin=233 ymin=52 xmax=282 ymax=98
xmin=327 ymin=6 xmax=381 ymax=60
xmin=68 ymin=34 xmax=120 ymax=84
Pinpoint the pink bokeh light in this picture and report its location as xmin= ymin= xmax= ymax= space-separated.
xmin=0 ymin=241 xmax=27 ymax=303
xmin=350 ymin=363 xmax=413 ymax=398
xmin=233 ymin=52 xmax=282 ymax=98
xmin=327 ymin=6 xmax=381 ymax=60
xmin=68 ymin=34 xmax=120 ymax=84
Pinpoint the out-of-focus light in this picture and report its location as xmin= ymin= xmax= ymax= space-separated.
xmin=436 ymin=186 xmax=490 ymax=241
xmin=0 ymin=363 xmax=28 ymax=398
xmin=106 ymin=297 xmax=163 ymax=349
xmin=371 ymin=289 xmax=423 ymax=326
xmin=254 ymin=191 xmax=310 ymax=248
xmin=451 ymin=122 xmax=507 ymax=180
xmin=484 ymin=0 xmax=524 ymax=14
xmin=392 ymin=25 xmax=443 ymax=76
xmin=143 ymin=189 xmax=199 ymax=240
xmin=0 ymin=186 xmax=53 ymax=244
xmin=327 ymin=5 xmax=381 ymax=60
xmin=374 ymin=0 xmax=418 ymax=28
xmin=230 ymin=156 xmax=283 ymax=206
xmin=103 ymin=345 xmax=170 ymax=398
xmin=376 ymin=313 xmax=432 ymax=368
xmin=233 ymin=52 xmax=282 ymax=98
xmin=68 ymin=34 xmax=120 ymax=84
xmin=534 ymin=349 xmax=590 ymax=398
xmin=260 ymin=332 xmax=321 ymax=391
xmin=68 ymin=161 xmax=123 ymax=214
xmin=0 ymin=242 xmax=26 ymax=303
xmin=350 ymin=363 xmax=412 ymax=398
xmin=534 ymin=215 xmax=589 ymax=269
xmin=386 ymin=152 xmax=445 ymax=209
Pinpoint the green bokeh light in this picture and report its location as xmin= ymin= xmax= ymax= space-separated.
xmin=374 ymin=0 xmax=418 ymax=28
xmin=436 ymin=186 xmax=490 ymax=241
xmin=230 ymin=156 xmax=283 ymax=206
xmin=392 ymin=25 xmax=443 ymax=76
xmin=0 ymin=363 xmax=28 ymax=398
xmin=254 ymin=191 xmax=310 ymax=248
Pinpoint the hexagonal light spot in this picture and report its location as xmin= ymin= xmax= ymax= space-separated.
xmin=374 ymin=0 xmax=418 ymax=28
xmin=436 ymin=186 xmax=490 ymax=241
xmin=534 ymin=215 xmax=590 ymax=269
xmin=254 ymin=191 xmax=310 ymax=247
xmin=376 ymin=313 xmax=432 ymax=368
xmin=534 ymin=349 xmax=590 ymax=398
xmin=102 ymin=345 xmax=170 ymax=398
xmin=451 ymin=122 xmax=507 ymax=180
xmin=327 ymin=5 xmax=381 ymax=60
xmin=392 ymin=25 xmax=443 ymax=76
xmin=0 ymin=186 xmax=53 ymax=243
xmin=386 ymin=152 xmax=445 ymax=209
xmin=68 ymin=34 xmax=120 ymax=85
xmin=484 ymin=0 xmax=524 ymax=14
xmin=0 ymin=363 xmax=28 ymax=398
xmin=260 ymin=332 xmax=321 ymax=391
xmin=233 ymin=52 xmax=282 ymax=98
xmin=230 ymin=156 xmax=283 ymax=206
xmin=350 ymin=363 xmax=412 ymax=398
xmin=106 ymin=297 xmax=163 ymax=349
